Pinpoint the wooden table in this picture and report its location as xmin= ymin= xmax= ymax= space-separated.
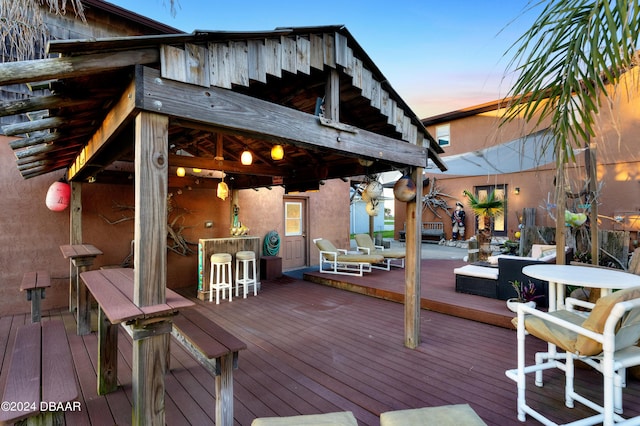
xmin=60 ymin=244 xmax=103 ymax=335
xmin=523 ymin=264 xmax=640 ymax=311
xmin=80 ymin=268 xmax=194 ymax=395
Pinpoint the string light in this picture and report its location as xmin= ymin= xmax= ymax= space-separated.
xmin=241 ymin=150 xmax=253 ymax=165
xmin=271 ymin=145 xmax=284 ymax=160
xmin=176 ymin=167 xmax=186 ymax=177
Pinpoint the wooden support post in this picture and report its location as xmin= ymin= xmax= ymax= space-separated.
xmin=216 ymin=352 xmax=235 ymax=426
xmin=404 ymin=167 xmax=423 ymax=348
xmin=97 ymin=308 xmax=118 ymax=395
xmin=69 ymin=182 xmax=82 ymax=312
xmin=72 ymin=256 xmax=95 ymax=335
xmin=132 ymin=111 xmax=169 ymax=425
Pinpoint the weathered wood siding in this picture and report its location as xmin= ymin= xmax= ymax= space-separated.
xmin=159 ymin=32 xmax=421 ymax=145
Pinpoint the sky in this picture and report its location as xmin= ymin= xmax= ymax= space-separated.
xmin=106 ymin=0 xmax=541 ymax=119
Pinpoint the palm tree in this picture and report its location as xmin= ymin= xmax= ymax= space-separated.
xmin=502 ymin=0 xmax=640 ymax=267
xmin=1 ymin=0 xmax=179 ymax=61
xmin=463 ymin=189 xmax=505 ymax=260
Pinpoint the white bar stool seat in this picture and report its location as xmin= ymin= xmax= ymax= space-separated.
xmin=210 ymin=253 xmax=232 ymax=304
xmin=235 ymin=250 xmax=257 ymax=298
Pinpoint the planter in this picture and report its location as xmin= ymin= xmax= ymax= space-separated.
xmin=506 ymin=298 xmax=536 ymax=313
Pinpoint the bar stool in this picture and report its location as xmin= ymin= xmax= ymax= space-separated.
xmin=210 ymin=253 xmax=232 ymax=304
xmin=235 ymin=250 xmax=257 ymax=298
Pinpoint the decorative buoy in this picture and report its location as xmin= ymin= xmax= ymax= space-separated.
xmin=393 ymin=175 xmax=416 ymax=202
xmin=364 ymin=181 xmax=383 ymax=200
xmin=366 ymin=199 xmax=380 ymax=216
xmin=46 ymin=180 xmax=71 ymax=211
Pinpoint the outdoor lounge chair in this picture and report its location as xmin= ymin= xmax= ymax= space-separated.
xmin=505 ymin=286 xmax=640 ymax=425
xmin=313 ymin=238 xmax=384 ymax=277
xmin=354 ymin=233 xmax=406 ymax=270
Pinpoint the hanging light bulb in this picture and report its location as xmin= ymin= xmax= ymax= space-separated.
xmin=271 ymin=144 xmax=284 ymax=160
xmin=176 ymin=167 xmax=186 ymax=177
xmin=241 ymin=150 xmax=253 ymax=165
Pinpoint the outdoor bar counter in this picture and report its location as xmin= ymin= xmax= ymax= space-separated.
xmin=197 ymin=236 xmax=261 ymax=300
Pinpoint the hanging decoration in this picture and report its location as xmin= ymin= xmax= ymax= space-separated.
xmin=217 ymin=173 xmax=229 ymax=200
xmin=217 ymin=181 xmax=229 ymax=200
xmin=366 ymin=198 xmax=380 ymax=216
xmin=364 ymin=180 xmax=383 ymax=200
xmin=393 ymin=175 xmax=416 ymax=202
xmin=45 ymin=179 xmax=71 ymax=211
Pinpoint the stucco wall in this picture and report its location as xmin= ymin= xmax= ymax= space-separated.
xmin=0 ymin=143 xmax=351 ymax=317
xmin=408 ymin=72 xmax=640 ymax=245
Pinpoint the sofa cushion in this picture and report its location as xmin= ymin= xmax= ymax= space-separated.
xmin=454 ymin=265 xmax=498 ymax=280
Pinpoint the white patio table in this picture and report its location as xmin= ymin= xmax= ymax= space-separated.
xmin=523 ymin=264 xmax=640 ymax=312
xmin=521 ymin=264 xmax=640 ymax=386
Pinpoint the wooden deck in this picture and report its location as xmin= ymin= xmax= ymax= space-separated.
xmin=303 ymin=259 xmax=515 ymax=328
xmin=1 ymin=260 xmax=639 ymax=425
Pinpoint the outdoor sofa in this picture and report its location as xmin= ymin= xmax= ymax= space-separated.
xmin=454 ymin=244 xmax=573 ymax=306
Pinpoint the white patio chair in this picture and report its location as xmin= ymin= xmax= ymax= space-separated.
xmin=354 ymin=233 xmax=405 ymax=270
xmin=313 ymin=238 xmax=384 ymax=277
xmin=505 ymin=286 xmax=640 ymax=426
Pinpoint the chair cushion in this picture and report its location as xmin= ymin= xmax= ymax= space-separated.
xmin=335 ymin=254 xmax=385 ymax=264
xmin=371 ymin=249 xmax=406 ymax=259
xmin=519 ymin=310 xmax=586 ymax=353
xmin=315 ymin=239 xmax=339 ymax=260
xmin=252 ymin=411 xmax=358 ymax=425
xmin=354 ymin=234 xmax=376 ymax=251
xmin=576 ymin=286 xmax=640 ymax=355
xmin=380 ymin=404 xmax=487 ymax=426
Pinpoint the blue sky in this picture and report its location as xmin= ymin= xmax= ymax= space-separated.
xmin=107 ymin=0 xmax=539 ymax=118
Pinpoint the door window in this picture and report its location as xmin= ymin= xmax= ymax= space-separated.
xmin=285 ymin=202 xmax=303 ymax=236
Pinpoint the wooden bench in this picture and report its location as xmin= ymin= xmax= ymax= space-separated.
xmin=171 ymin=308 xmax=246 ymax=426
xmin=0 ymin=320 xmax=79 ymax=425
xmin=398 ymin=222 xmax=445 ymax=243
xmin=20 ymin=271 xmax=51 ymax=323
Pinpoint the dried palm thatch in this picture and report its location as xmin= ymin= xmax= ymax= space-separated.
xmin=0 ymin=0 xmax=85 ymax=62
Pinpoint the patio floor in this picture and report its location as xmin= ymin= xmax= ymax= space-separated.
xmin=1 ymin=260 xmax=640 ymax=425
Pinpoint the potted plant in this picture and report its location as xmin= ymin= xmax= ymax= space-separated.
xmin=506 ymin=280 xmax=542 ymax=312
xmin=463 ymin=189 xmax=504 ymax=260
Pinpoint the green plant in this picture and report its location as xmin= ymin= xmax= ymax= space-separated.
xmin=463 ymin=189 xmax=504 ymax=219
xmin=511 ymin=280 xmax=542 ymax=303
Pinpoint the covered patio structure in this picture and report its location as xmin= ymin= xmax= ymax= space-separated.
xmin=0 ymin=27 xmax=445 ymax=423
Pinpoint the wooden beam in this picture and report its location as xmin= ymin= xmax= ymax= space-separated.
xmin=2 ymin=117 xmax=63 ymax=136
xmin=0 ymin=95 xmax=89 ymax=117
xmin=0 ymin=48 xmax=159 ymax=86
xmin=9 ymin=132 xmax=58 ymax=150
xmin=67 ymin=79 xmax=137 ymax=181
xmin=168 ymin=154 xmax=287 ymax=177
xmin=133 ymin=111 xmax=169 ymax=425
xmin=136 ymin=66 xmax=427 ymax=168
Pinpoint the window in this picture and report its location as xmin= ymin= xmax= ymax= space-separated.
xmin=285 ymin=202 xmax=303 ymax=236
xmin=436 ymin=124 xmax=450 ymax=147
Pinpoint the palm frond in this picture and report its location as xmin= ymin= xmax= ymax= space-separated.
xmin=502 ymin=0 xmax=640 ymax=163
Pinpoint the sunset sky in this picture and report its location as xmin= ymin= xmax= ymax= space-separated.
xmin=107 ymin=0 xmax=540 ymax=119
